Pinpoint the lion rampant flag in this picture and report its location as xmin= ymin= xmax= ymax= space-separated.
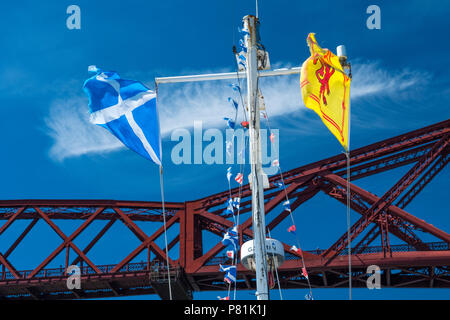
xmin=300 ymin=33 xmax=351 ymax=151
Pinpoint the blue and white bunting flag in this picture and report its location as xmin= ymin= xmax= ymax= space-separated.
xmin=228 ymin=97 xmax=238 ymax=110
xmin=283 ymin=200 xmax=292 ymax=213
xmin=229 ymin=83 xmax=241 ymax=94
xmin=227 ymin=167 xmax=232 ymax=183
xmin=220 ymin=265 xmax=237 ymax=284
xmin=232 ymin=197 xmax=240 ymax=210
xmin=222 ymin=225 xmax=239 ymax=251
xmin=274 ymin=181 xmax=285 ymax=189
xmin=238 ymin=53 xmax=247 ymax=70
xmin=239 ymin=39 xmax=247 ymax=53
xmin=238 ymin=26 xmax=249 ymax=36
xmin=224 ymin=117 xmax=236 ymax=129
xmin=83 ymin=66 xmax=161 ymax=165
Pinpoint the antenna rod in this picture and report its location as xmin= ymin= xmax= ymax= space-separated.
xmin=244 ymin=14 xmax=269 ymax=301
xmin=256 ymin=0 xmax=259 ymax=18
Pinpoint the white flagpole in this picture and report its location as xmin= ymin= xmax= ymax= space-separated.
xmin=154 ymin=82 xmax=172 ymax=300
xmin=337 ymin=44 xmax=352 ymax=301
xmin=159 ymin=165 xmax=173 ymax=300
xmin=345 ymin=150 xmax=351 ymax=300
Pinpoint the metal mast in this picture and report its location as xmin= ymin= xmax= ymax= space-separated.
xmin=155 ymin=14 xmax=302 ymax=301
xmin=243 ymin=15 xmax=269 ymax=300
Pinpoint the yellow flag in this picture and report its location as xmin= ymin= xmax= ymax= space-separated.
xmin=300 ymin=33 xmax=351 ymax=151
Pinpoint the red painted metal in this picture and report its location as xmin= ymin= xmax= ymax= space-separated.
xmin=0 ymin=120 xmax=449 ymax=299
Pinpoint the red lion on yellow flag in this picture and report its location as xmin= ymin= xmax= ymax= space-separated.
xmin=300 ymin=33 xmax=351 ymax=151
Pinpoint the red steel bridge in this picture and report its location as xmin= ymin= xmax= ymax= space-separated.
xmin=0 ymin=120 xmax=449 ymax=300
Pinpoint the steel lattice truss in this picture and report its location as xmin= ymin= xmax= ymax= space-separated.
xmin=0 ymin=120 xmax=449 ymax=300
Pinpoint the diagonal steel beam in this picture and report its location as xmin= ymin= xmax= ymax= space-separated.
xmin=322 ymin=172 xmax=450 ymax=264
xmin=71 ymin=219 xmax=116 ymax=266
xmin=4 ymin=218 xmax=39 ymax=259
xmin=0 ymin=252 xmax=21 ymax=279
xmin=396 ymin=152 xmax=449 ymax=209
xmin=27 ymin=207 xmax=104 ymax=278
xmin=109 ymin=211 xmax=181 ymax=273
xmin=322 ymin=181 xmax=427 ymax=251
xmin=0 ymin=207 xmax=25 ymax=236
xmin=322 ymin=135 xmax=449 ymax=263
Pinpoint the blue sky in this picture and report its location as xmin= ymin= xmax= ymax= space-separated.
xmin=0 ymin=0 xmax=449 ymax=300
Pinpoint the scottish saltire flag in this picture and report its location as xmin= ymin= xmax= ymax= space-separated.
xmin=224 ymin=117 xmax=236 ymax=129
xmin=220 ymin=265 xmax=237 ymax=284
xmin=283 ymin=200 xmax=291 ymax=213
xmin=83 ymin=66 xmax=161 ymax=165
xmin=232 ymin=197 xmax=240 ymax=210
xmin=222 ymin=225 xmax=239 ymax=251
xmin=227 ymin=167 xmax=232 ymax=183
xmin=274 ymin=181 xmax=285 ymax=189
xmin=224 ymin=198 xmax=234 ymax=215
xmin=230 ymin=83 xmax=241 ymax=93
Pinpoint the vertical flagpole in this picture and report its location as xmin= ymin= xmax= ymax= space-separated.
xmin=159 ymin=165 xmax=173 ymax=300
xmin=337 ymin=44 xmax=352 ymax=301
xmin=244 ymin=15 xmax=269 ymax=301
xmin=345 ymin=151 xmax=352 ymax=300
xmin=346 ymin=91 xmax=352 ymax=300
xmin=154 ymin=82 xmax=172 ymax=300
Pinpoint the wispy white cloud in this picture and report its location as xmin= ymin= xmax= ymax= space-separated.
xmin=44 ymin=61 xmax=427 ymax=161
xmin=45 ymin=97 xmax=123 ymax=161
xmin=350 ymin=61 xmax=424 ymax=99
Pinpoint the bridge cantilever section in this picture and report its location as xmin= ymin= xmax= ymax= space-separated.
xmin=0 ymin=119 xmax=449 ymax=299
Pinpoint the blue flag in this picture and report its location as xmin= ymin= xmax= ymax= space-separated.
xmin=222 ymin=225 xmax=239 ymax=251
xmin=83 ymin=66 xmax=161 ymax=165
xmin=220 ymin=264 xmax=237 ymax=284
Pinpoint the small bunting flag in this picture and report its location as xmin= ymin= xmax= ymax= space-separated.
xmin=227 ymin=167 xmax=232 ymax=183
xmin=228 ymin=97 xmax=238 ymax=110
xmin=274 ymin=181 xmax=285 ymax=189
xmin=283 ymin=200 xmax=291 ymax=213
xmin=270 ymin=132 xmax=275 ymax=143
xmin=235 ymin=173 xmax=243 ymax=185
xmin=288 ymin=224 xmax=296 ymax=233
xmin=302 ymin=267 xmax=309 ymax=279
xmin=290 ymin=245 xmax=302 ymax=255
xmin=224 ymin=117 xmax=236 ymax=129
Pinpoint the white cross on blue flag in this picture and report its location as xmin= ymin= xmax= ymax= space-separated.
xmin=83 ymin=66 xmax=162 ymax=165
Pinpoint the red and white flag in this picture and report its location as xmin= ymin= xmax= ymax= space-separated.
xmin=272 ymin=159 xmax=279 ymax=167
xmin=270 ymin=132 xmax=275 ymax=143
xmin=218 ymin=296 xmax=230 ymax=300
xmin=226 ymin=250 xmax=234 ymax=259
xmin=235 ymin=173 xmax=243 ymax=184
xmin=290 ymin=245 xmax=302 ymax=255
xmin=302 ymin=267 xmax=309 ymax=279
